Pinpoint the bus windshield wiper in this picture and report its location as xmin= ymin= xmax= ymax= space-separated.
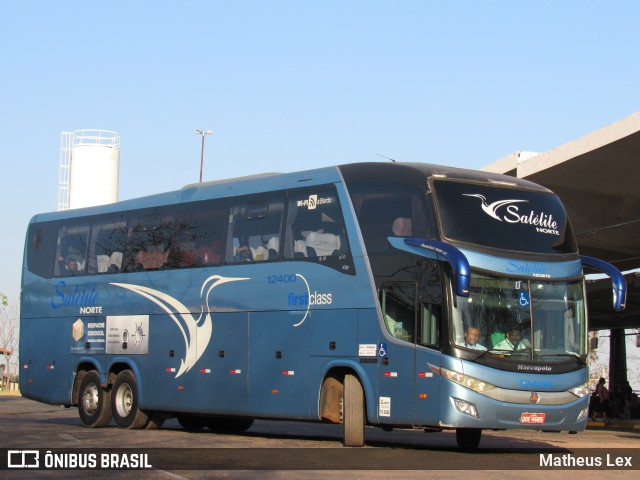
xmin=537 ymin=353 xmax=586 ymax=367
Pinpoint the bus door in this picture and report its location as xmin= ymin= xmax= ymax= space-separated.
xmin=377 ymin=283 xmax=416 ymax=425
xmin=377 ymin=264 xmax=444 ymax=426
xmin=414 ymin=262 xmax=444 ymax=426
xmin=376 ymin=284 xmax=443 ymax=425
xmin=413 ymin=301 xmax=443 ymax=426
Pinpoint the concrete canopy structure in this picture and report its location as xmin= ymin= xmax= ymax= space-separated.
xmin=483 ymin=112 xmax=640 ymax=331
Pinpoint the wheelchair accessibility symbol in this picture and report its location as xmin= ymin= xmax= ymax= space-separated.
xmin=518 ymin=292 xmax=530 ymax=307
xmin=379 ymin=343 xmax=387 ymax=357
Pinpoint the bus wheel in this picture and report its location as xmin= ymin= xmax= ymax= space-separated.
xmin=177 ymin=415 xmax=207 ymax=431
xmin=78 ymin=370 xmax=112 ymax=428
xmin=456 ymin=428 xmax=482 ymax=450
xmin=207 ymin=417 xmax=254 ymax=433
xmin=342 ymin=373 xmax=365 ymax=447
xmin=111 ymin=370 xmax=149 ymax=429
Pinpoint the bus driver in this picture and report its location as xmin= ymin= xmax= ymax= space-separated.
xmin=463 ymin=326 xmax=486 ymax=350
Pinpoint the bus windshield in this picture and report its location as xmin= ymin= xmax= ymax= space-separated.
xmin=451 ymin=272 xmax=587 ymax=360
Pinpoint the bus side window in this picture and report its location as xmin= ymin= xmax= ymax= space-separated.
xmin=27 ymin=221 xmax=58 ymax=278
xmin=123 ymin=212 xmax=174 ymax=272
xmin=379 ymin=283 xmax=416 ymax=343
xmin=88 ymin=218 xmax=127 ymax=274
xmin=284 ymin=185 xmax=353 ymax=273
xmin=226 ymin=195 xmax=284 ymax=264
xmin=172 ymin=199 xmax=227 ymax=268
xmin=417 ymin=261 xmax=442 ymax=348
xmin=54 ymin=223 xmax=90 ymax=277
xmin=347 ymin=180 xmax=434 ymax=254
xmin=420 ymin=303 xmax=442 ymax=349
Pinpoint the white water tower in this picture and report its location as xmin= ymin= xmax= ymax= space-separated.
xmin=58 ymin=129 xmax=120 ymax=211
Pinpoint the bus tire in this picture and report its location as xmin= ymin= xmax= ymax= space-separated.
xmin=111 ymin=370 xmax=149 ymax=429
xmin=78 ymin=370 xmax=112 ymax=428
xmin=342 ymin=373 xmax=365 ymax=447
xmin=456 ymin=428 xmax=482 ymax=450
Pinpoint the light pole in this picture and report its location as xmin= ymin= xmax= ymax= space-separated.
xmin=196 ymin=129 xmax=213 ymax=182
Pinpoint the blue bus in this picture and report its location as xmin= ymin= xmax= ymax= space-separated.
xmin=20 ymin=162 xmax=626 ymax=449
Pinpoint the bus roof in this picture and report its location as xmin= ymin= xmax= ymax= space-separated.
xmin=338 ymin=162 xmax=551 ymax=192
xmin=29 ymin=162 xmax=551 ymax=224
xmin=29 ymin=165 xmax=342 ymax=223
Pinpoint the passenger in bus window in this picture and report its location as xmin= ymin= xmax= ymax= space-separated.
xmin=463 ymin=326 xmax=486 ymax=350
xmin=493 ymin=326 xmax=527 ymax=350
xmin=234 ymin=245 xmax=253 ymax=262
xmin=66 ymin=258 xmax=79 ymax=275
xmin=391 ymin=217 xmax=412 ymax=237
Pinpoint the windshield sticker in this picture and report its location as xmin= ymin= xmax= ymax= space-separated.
xmin=518 ymin=292 xmax=531 ymax=308
xmin=111 ymin=275 xmax=248 ymax=378
xmin=463 ymin=194 xmax=560 ymax=236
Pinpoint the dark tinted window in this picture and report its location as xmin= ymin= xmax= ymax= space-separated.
xmin=227 ymin=195 xmax=284 ymax=263
xmin=432 ymin=179 xmax=577 ymax=254
xmin=54 ymin=223 xmax=90 ymax=276
xmin=172 ymin=199 xmax=227 ymax=268
xmin=284 ymin=185 xmax=354 ymax=273
xmin=26 ymin=221 xmax=58 ymax=278
xmin=26 ymin=185 xmax=358 ymax=278
xmin=347 ymin=180 xmax=434 ymax=253
xmin=380 ymin=283 xmax=416 ymax=342
xmin=379 ymin=270 xmax=442 ymax=348
xmin=122 ymin=210 xmax=174 ymax=272
xmin=89 ymin=217 xmax=127 ymax=274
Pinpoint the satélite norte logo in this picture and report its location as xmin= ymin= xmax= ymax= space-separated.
xmin=51 ymin=281 xmax=99 ymax=310
xmin=463 ymin=194 xmax=560 ymax=236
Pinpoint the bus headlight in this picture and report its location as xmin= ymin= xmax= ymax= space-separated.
xmin=440 ymin=367 xmax=496 ymax=393
xmin=569 ymin=382 xmax=590 ymax=398
xmin=453 ymin=398 xmax=478 ymax=418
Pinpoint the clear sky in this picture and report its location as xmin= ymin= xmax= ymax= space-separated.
xmin=2 ymin=1 xmax=640 ymax=301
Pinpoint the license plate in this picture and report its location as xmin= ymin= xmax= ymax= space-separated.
xmin=520 ymin=412 xmax=546 ymax=424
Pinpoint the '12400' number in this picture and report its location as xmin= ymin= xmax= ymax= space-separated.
xmin=267 ymin=274 xmax=297 ymax=284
